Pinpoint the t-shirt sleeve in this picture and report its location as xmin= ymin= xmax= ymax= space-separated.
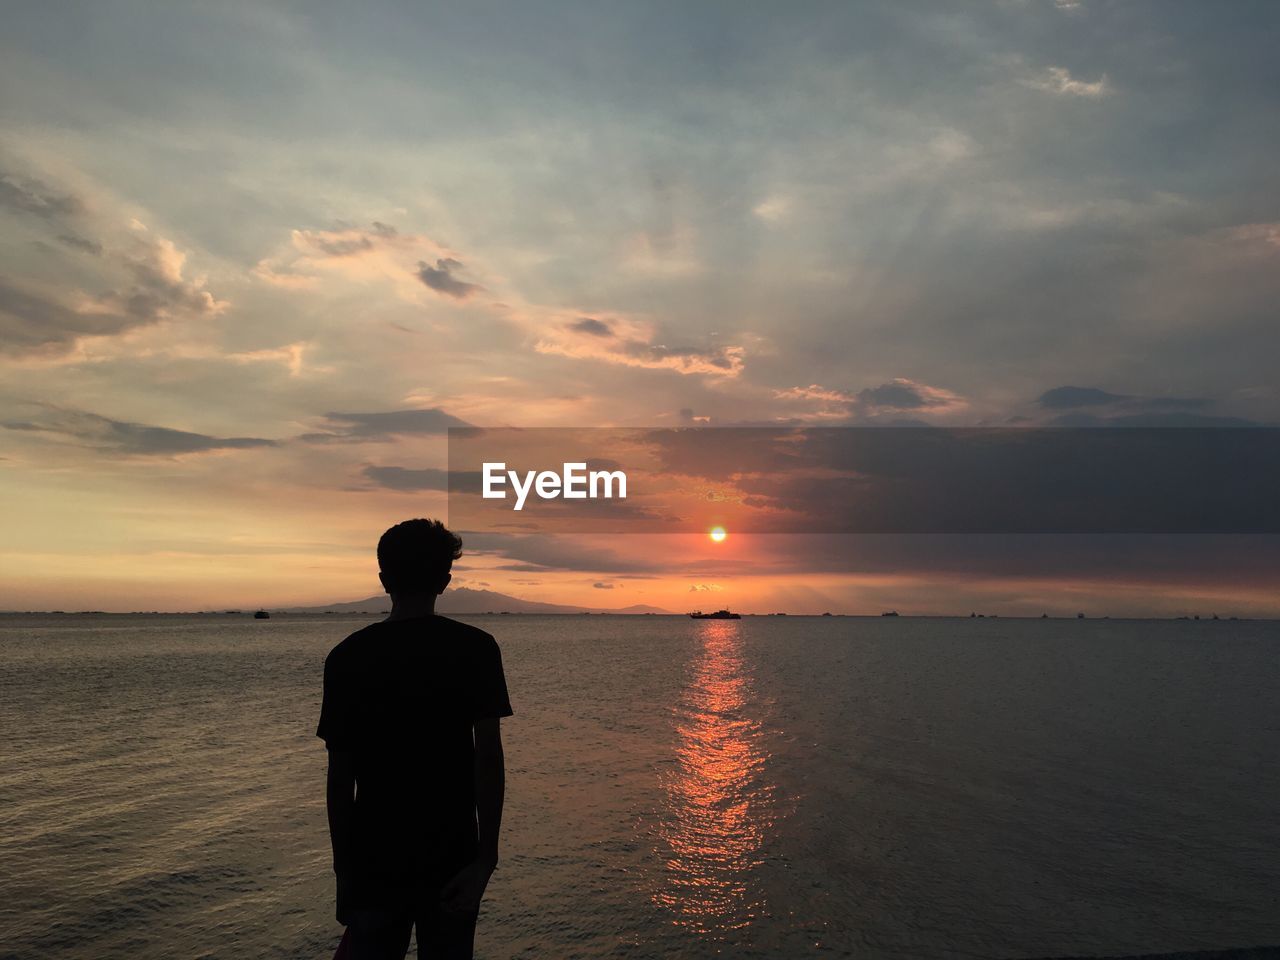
xmin=316 ymin=650 xmax=356 ymax=750
xmin=473 ymin=638 xmax=514 ymax=721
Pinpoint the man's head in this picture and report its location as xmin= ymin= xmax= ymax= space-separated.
xmin=376 ymin=518 xmax=463 ymax=597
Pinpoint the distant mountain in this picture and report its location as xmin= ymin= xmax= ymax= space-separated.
xmin=278 ymin=587 xmax=671 ymax=615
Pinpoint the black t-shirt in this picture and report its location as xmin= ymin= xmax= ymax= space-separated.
xmin=316 ymin=614 xmax=513 ymax=892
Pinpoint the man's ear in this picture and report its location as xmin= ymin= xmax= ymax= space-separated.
xmin=378 ymin=571 xmax=389 ymax=594
xmin=437 ymin=572 xmax=452 ymax=595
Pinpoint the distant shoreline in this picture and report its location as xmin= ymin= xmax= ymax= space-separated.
xmin=2 ymin=610 xmax=1276 ymax=622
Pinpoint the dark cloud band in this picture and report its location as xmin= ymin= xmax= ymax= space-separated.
xmin=448 ymin=426 xmax=1280 ymax=534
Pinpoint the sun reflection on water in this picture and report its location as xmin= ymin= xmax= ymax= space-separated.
xmin=653 ymin=620 xmax=776 ymax=937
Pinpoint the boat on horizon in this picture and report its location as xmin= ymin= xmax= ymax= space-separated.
xmin=253 ymin=609 xmax=270 ymax=620
xmin=689 ymin=609 xmax=741 ymax=620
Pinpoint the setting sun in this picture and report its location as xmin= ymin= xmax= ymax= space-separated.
xmin=709 ymin=526 xmax=727 ymax=543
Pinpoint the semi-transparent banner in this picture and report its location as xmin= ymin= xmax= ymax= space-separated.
xmin=446 ymin=427 xmax=1280 ymax=534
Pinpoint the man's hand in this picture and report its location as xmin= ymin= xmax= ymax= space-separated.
xmin=439 ymin=857 xmax=497 ymax=914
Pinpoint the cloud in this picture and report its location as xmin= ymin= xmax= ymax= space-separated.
xmin=394 ymin=522 xmax=1280 ymax=595
xmin=0 ymin=171 xmax=83 ymax=220
xmin=570 ymin=317 xmax=614 ymax=337
xmin=0 ymin=167 xmax=225 ymax=356
xmin=56 ymin=233 xmax=102 ymax=255
xmin=1 ymin=233 xmax=225 ymax=356
xmin=775 ymin=384 xmax=854 ymax=406
xmin=266 ymin=216 xmax=747 ymax=381
xmin=302 ymin=407 xmax=472 ymax=442
xmin=857 ymin=378 xmax=961 ymax=411
xmin=619 ymin=339 xmax=744 ymax=372
xmin=96 ymin=235 xmax=228 ymax=323
xmin=757 ymin=534 xmax=1280 ymax=589
xmin=1024 ymin=66 xmax=1110 ymax=98
xmin=534 ymin=313 xmax=747 ymax=378
xmin=443 ymin=525 xmax=1280 ymax=589
xmin=1047 ymin=411 xmax=1259 ymax=428
xmin=289 ymin=224 xmax=391 ymax=260
xmin=251 ymin=259 xmax=319 ymax=289
xmin=592 ymin=581 xmax=618 ymax=589
xmin=752 ymin=195 xmax=791 ymax=222
xmin=415 ymin=258 xmax=481 ymax=299
xmin=257 ymin=223 xmax=476 ymax=301
xmin=1036 ymin=385 xmax=1213 ymax=415
xmin=309 ymin=234 xmax=374 ymax=257
xmin=1220 ymin=222 xmax=1280 ymax=250
xmin=276 ymin=219 xmax=741 ymax=378
xmin=463 ymin=532 xmax=664 ymax=575
xmin=1 ymin=405 xmax=275 ymax=455
xmin=0 ymin=277 xmax=128 ymax=354
xmin=774 ymin=379 xmax=966 ymax=420
xmin=635 ymin=425 xmax=1279 ymax=534
xmin=1038 ymin=386 xmax=1129 ymax=408
xmin=359 ymin=464 xmax=486 ymax=492
xmin=224 ymin=341 xmax=324 ymax=377
xmin=361 ymin=465 xmax=450 ymax=491
xmin=674 ymin=533 xmax=1280 ymax=590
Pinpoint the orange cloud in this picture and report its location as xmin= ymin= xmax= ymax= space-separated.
xmin=254 ymin=222 xmax=476 ymax=303
xmin=531 ymin=310 xmax=746 ymax=377
xmin=774 ymin=378 xmax=967 ymax=420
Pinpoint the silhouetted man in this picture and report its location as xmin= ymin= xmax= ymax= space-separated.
xmin=318 ymin=519 xmax=513 ymax=959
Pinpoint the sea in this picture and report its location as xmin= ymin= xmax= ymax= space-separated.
xmin=1 ymin=613 xmax=1278 ymax=960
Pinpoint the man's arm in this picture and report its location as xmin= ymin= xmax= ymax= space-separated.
xmin=474 ymin=716 xmax=505 ymax=865
xmin=326 ymin=748 xmax=357 ymax=922
xmin=441 ymin=717 xmax=505 ymax=913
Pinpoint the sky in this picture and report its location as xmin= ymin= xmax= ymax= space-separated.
xmin=2 ymin=1 xmax=1278 ymax=614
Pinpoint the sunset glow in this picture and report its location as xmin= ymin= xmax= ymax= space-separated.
xmin=1 ymin=4 xmax=1277 ymax=617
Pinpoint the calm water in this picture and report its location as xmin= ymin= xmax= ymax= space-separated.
xmin=1 ymin=613 xmax=1278 ymax=959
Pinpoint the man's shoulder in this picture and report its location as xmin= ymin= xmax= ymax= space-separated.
xmin=324 ymin=620 xmax=384 ymax=664
xmin=431 ymin=614 xmax=499 ymax=649
xmin=325 ymin=615 xmax=497 ymax=660
xmin=431 ymin=613 xmax=493 ymax=637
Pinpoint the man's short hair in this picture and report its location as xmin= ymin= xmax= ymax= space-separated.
xmin=377 ymin=518 xmax=463 ymax=594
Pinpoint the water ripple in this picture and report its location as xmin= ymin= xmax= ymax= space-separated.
xmin=651 ymin=620 xmax=778 ymax=939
